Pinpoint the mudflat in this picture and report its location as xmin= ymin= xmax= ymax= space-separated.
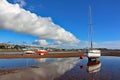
xmin=0 ymin=52 xmax=83 ymax=58
xmin=0 ymin=50 xmax=120 ymax=58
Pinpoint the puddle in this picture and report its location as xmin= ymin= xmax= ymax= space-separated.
xmin=0 ymin=56 xmax=120 ymax=80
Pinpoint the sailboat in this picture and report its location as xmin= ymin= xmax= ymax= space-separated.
xmin=86 ymin=5 xmax=101 ymax=60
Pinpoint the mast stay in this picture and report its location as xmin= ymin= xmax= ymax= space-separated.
xmin=89 ymin=5 xmax=93 ymax=49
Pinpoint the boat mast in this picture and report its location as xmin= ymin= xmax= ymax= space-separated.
xmin=89 ymin=5 xmax=93 ymax=49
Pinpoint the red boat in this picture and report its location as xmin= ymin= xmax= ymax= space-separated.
xmin=35 ymin=48 xmax=48 ymax=55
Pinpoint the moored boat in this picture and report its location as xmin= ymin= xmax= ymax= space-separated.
xmin=86 ymin=5 xmax=101 ymax=59
xmin=35 ymin=48 xmax=48 ymax=55
xmin=87 ymin=49 xmax=101 ymax=58
xmin=22 ymin=47 xmax=48 ymax=55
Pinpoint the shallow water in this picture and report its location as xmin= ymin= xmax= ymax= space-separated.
xmin=0 ymin=56 xmax=120 ymax=80
xmin=0 ymin=58 xmax=39 ymax=70
xmin=0 ymin=52 xmax=23 ymax=54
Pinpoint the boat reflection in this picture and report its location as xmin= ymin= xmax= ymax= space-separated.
xmin=87 ymin=60 xmax=101 ymax=73
xmin=35 ymin=58 xmax=47 ymax=62
xmin=87 ymin=60 xmax=101 ymax=80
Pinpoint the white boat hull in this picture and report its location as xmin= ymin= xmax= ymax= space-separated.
xmin=86 ymin=50 xmax=101 ymax=58
xmin=24 ymin=51 xmax=35 ymax=54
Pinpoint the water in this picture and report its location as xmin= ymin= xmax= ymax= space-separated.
xmin=0 ymin=58 xmax=39 ymax=70
xmin=0 ymin=52 xmax=23 ymax=54
xmin=0 ymin=56 xmax=120 ymax=80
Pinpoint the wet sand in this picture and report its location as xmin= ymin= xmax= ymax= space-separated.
xmin=0 ymin=66 xmax=39 ymax=75
xmin=102 ymin=51 xmax=120 ymax=56
xmin=0 ymin=52 xmax=83 ymax=58
xmin=0 ymin=69 xmax=18 ymax=75
xmin=0 ymin=51 xmax=120 ymax=59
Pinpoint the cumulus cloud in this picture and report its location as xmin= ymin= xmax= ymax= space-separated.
xmin=95 ymin=41 xmax=120 ymax=49
xmin=13 ymin=0 xmax=26 ymax=7
xmin=0 ymin=0 xmax=79 ymax=46
xmin=53 ymin=41 xmax=63 ymax=45
xmin=80 ymin=40 xmax=120 ymax=49
xmin=32 ymin=39 xmax=79 ymax=49
xmin=75 ymin=40 xmax=120 ymax=49
xmin=33 ymin=40 xmax=48 ymax=46
xmin=33 ymin=40 xmax=62 ymax=45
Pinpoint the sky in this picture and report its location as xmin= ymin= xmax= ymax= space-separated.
xmin=0 ymin=0 xmax=120 ymax=49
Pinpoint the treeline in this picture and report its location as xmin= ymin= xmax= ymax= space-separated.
xmin=0 ymin=44 xmax=25 ymax=50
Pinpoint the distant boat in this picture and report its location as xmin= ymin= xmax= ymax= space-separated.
xmin=22 ymin=48 xmax=35 ymax=54
xmin=22 ymin=47 xmax=48 ymax=55
xmin=86 ymin=5 xmax=101 ymax=60
xmin=35 ymin=47 xmax=48 ymax=55
xmin=24 ymin=50 xmax=35 ymax=54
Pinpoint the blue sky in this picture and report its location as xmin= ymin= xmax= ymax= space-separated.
xmin=0 ymin=0 xmax=120 ymax=49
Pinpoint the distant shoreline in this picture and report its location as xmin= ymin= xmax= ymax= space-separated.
xmin=0 ymin=49 xmax=120 ymax=57
xmin=0 ymin=52 xmax=83 ymax=59
xmin=0 ymin=49 xmax=21 ymax=52
xmin=0 ymin=50 xmax=119 ymax=59
xmin=102 ymin=51 xmax=120 ymax=56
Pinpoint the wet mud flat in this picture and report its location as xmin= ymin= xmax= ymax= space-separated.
xmin=102 ymin=51 xmax=120 ymax=56
xmin=0 ymin=52 xmax=83 ymax=58
xmin=0 ymin=51 xmax=120 ymax=59
xmin=0 ymin=66 xmax=39 ymax=75
xmin=0 ymin=69 xmax=18 ymax=75
xmin=0 ymin=56 xmax=120 ymax=80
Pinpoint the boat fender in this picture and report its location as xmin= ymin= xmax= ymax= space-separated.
xmin=80 ymin=55 xmax=84 ymax=59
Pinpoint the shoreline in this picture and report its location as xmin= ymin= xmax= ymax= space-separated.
xmin=0 ymin=51 xmax=119 ymax=59
xmin=0 ymin=52 xmax=83 ymax=58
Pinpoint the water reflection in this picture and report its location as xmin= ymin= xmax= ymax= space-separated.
xmin=0 ymin=59 xmax=39 ymax=70
xmin=87 ymin=60 xmax=101 ymax=80
xmin=34 ymin=58 xmax=79 ymax=77
xmin=87 ymin=60 xmax=101 ymax=73
xmin=0 ymin=58 xmax=80 ymax=80
xmin=0 ymin=56 xmax=120 ymax=80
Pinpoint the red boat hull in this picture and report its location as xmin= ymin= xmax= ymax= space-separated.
xmin=35 ymin=50 xmax=48 ymax=55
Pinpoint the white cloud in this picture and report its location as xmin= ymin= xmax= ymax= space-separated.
xmin=13 ymin=0 xmax=26 ymax=7
xmin=32 ymin=39 xmax=81 ymax=49
xmin=75 ymin=40 xmax=120 ymax=49
xmin=32 ymin=40 xmax=120 ymax=49
xmin=95 ymin=41 xmax=120 ymax=49
xmin=53 ymin=41 xmax=63 ymax=45
xmin=0 ymin=0 xmax=79 ymax=46
xmin=33 ymin=40 xmax=48 ymax=46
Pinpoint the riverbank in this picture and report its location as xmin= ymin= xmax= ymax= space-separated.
xmin=0 ymin=50 xmax=119 ymax=59
xmin=102 ymin=51 xmax=120 ymax=56
xmin=0 ymin=52 xmax=83 ymax=58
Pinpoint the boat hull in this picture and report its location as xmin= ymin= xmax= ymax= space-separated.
xmin=86 ymin=50 xmax=101 ymax=58
xmin=24 ymin=50 xmax=35 ymax=54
